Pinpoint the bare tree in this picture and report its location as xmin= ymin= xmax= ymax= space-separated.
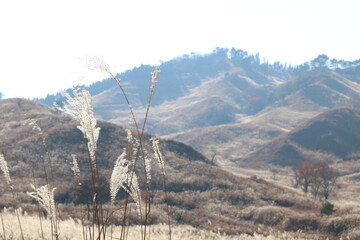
xmin=209 ymin=148 xmax=217 ymax=164
xmin=295 ymin=161 xmax=337 ymax=200
xmin=295 ymin=161 xmax=313 ymax=193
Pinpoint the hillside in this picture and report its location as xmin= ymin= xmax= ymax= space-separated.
xmin=1 ymin=98 xmax=353 ymax=238
xmin=236 ymin=107 xmax=360 ymax=167
xmin=168 ymin=67 xmax=360 ymax=165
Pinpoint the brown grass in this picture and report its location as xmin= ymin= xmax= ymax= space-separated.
xmin=0 ymin=210 xmax=323 ymax=240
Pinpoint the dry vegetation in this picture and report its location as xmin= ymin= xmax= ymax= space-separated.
xmin=0 ymin=210 xmax=322 ymax=240
xmin=2 ymin=63 xmax=360 ymax=239
xmin=2 ymin=103 xmax=360 ymax=239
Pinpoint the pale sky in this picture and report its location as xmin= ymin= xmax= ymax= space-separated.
xmin=1 ymin=0 xmax=360 ymax=99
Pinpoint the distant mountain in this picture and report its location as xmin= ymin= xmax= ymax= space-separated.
xmin=88 ymin=48 xmax=292 ymax=139
xmin=37 ymin=48 xmax=360 ymax=168
xmin=172 ymin=67 xmax=360 ymax=160
xmin=236 ymin=107 xmax=360 ymax=167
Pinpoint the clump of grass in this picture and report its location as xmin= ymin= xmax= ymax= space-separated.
xmin=53 ymin=59 xmax=166 ymax=240
xmin=27 ymin=184 xmax=58 ymax=238
xmin=0 ymin=58 xmax=169 ymax=240
xmin=0 ymin=153 xmax=24 ymax=240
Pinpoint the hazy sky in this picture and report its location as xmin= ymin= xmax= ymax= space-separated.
xmin=1 ymin=0 xmax=360 ymax=99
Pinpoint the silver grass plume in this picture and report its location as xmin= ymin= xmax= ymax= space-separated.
xmin=0 ymin=153 xmax=11 ymax=185
xmin=144 ymin=155 xmax=152 ymax=184
xmin=126 ymin=129 xmax=135 ymax=156
xmin=70 ymin=154 xmax=80 ymax=179
xmin=146 ymin=67 xmax=160 ymax=111
xmin=141 ymin=146 xmax=152 ymax=184
xmin=126 ymin=129 xmax=133 ymax=145
xmin=61 ymin=88 xmax=100 ymax=167
xmin=27 ymin=184 xmax=57 ymax=222
xmin=128 ymin=173 xmax=142 ymax=217
xmin=151 ymin=137 xmax=165 ymax=173
xmin=27 ymin=119 xmax=46 ymax=144
xmin=85 ymin=56 xmax=111 ymax=73
xmin=110 ymin=150 xmax=142 ymax=216
xmin=110 ymin=149 xmax=129 ymax=202
xmin=149 ymin=67 xmax=160 ymax=91
xmin=125 ymin=129 xmax=142 ymax=215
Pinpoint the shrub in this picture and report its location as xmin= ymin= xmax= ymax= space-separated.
xmin=320 ymin=201 xmax=335 ymax=215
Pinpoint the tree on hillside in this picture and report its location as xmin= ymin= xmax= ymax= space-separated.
xmin=294 ymin=161 xmax=337 ymax=200
xmin=294 ymin=161 xmax=313 ymax=193
xmin=0 ymin=92 xmax=2 ymax=99
xmin=311 ymin=54 xmax=329 ymax=68
xmin=316 ymin=162 xmax=337 ymax=200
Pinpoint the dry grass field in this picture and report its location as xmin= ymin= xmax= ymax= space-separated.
xmin=0 ymin=210 xmax=323 ymax=240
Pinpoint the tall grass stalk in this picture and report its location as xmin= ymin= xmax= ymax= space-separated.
xmin=61 ymin=88 xmax=106 ymax=239
xmin=152 ymin=138 xmax=171 ymax=240
xmin=54 ymin=59 xmax=168 ymax=240
xmin=27 ymin=119 xmax=58 ymax=239
xmin=0 ymin=153 xmax=25 ymax=240
xmin=87 ymin=57 xmax=168 ymax=240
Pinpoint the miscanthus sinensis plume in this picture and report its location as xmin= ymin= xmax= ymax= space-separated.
xmin=70 ymin=154 xmax=80 ymax=179
xmin=126 ymin=128 xmax=151 ymax=183
xmin=27 ymin=184 xmax=57 ymax=222
xmin=128 ymin=173 xmax=142 ymax=217
xmin=0 ymin=153 xmax=11 ymax=185
xmin=110 ymin=129 xmax=143 ymax=217
xmin=60 ymin=88 xmax=100 ymax=168
xmin=151 ymin=137 xmax=164 ymax=173
xmin=144 ymin=154 xmax=152 ymax=184
xmin=110 ymin=149 xmax=129 ymax=202
xmin=150 ymin=67 xmax=160 ymax=91
xmin=147 ymin=67 xmax=160 ymax=105
xmin=27 ymin=119 xmax=46 ymax=144
xmin=110 ymin=150 xmax=142 ymax=217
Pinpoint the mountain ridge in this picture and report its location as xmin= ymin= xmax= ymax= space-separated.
xmin=35 ymin=48 xmax=360 ymax=169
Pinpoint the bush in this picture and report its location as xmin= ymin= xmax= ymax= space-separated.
xmin=320 ymin=201 xmax=335 ymax=215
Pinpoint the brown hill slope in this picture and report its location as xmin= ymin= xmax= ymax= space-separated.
xmin=171 ymin=69 xmax=360 ymax=165
xmin=0 ymin=98 xmax=346 ymax=238
xmin=237 ymin=107 xmax=360 ymax=167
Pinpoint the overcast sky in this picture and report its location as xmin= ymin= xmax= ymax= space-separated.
xmin=1 ymin=0 xmax=360 ymax=99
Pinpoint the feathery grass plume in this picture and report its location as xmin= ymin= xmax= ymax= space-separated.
xmin=61 ymin=88 xmax=100 ymax=167
xmin=151 ymin=138 xmax=164 ymax=173
xmin=110 ymin=148 xmax=142 ymax=216
xmin=127 ymin=173 xmax=142 ymax=218
xmin=126 ymin=129 xmax=133 ymax=145
xmin=110 ymin=149 xmax=129 ymax=202
xmin=27 ymin=119 xmax=47 ymax=145
xmin=85 ymin=56 xmax=111 ymax=73
xmin=27 ymin=184 xmax=58 ymax=239
xmin=0 ymin=153 xmax=11 ymax=185
xmin=149 ymin=67 xmax=160 ymax=91
xmin=144 ymin=155 xmax=152 ymax=184
xmin=27 ymin=184 xmax=57 ymax=222
xmin=70 ymin=154 xmax=80 ymax=179
xmin=28 ymin=119 xmax=42 ymax=134
xmin=147 ymin=67 xmax=160 ymax=108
